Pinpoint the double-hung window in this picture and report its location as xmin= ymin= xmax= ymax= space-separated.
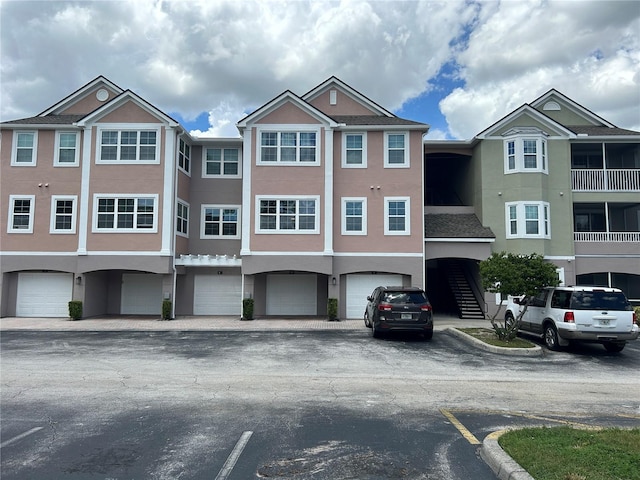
xmin=11 ymin=131 xmax=38 ymax=166
xmin=204 ymin=148 xmax=240 ymax=177
xmin=257 ymin=196 xmax=319 ymax=233
xmin=384 ymin=132 xmax=409 ymax=167
xmin=505 ymin=201 xmax=550 ymax=238
xmin=50 ymin=196 xmax=77 ymax=234
xmin=201 ymin=205 xmax=240 ymax=238
xmin=342 ymin=133 xmax=367 ymax=168
xmin=94 ymin=195 xmax=158 ymax=232
xmin=178 ymin=139 xmax=191 ymax=173
xmin=8 ymin=195 xmax=35 ymax=233
xmin=54 ymin=132 xmax=80 ymax=166
xmin=503 ymin=128 xmax=548 ymax=174
xmin=258 ymin=129 xmax=319 ymax=164
xmin=342 ymin=198 xmax=367 ymax=235
xmin=384 ymin=197 xmax=410 ymax=235
xmin=97 ymin=127 xmax=159 ymax=163
xmin=177 ymin=200 xmax=189 ymax=236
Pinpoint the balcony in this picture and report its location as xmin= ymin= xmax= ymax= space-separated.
xmin=574 ymin=232 xmax=640 ymax=242
xmin=571 ymin=169 xmax=640 ymax=192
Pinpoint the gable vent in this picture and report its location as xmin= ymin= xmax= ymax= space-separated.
xmin=543 ymin=101 xmax=561 ymax=111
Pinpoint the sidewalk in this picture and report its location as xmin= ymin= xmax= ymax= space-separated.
xmin=0 ymin=314 xmax=490 ymax=332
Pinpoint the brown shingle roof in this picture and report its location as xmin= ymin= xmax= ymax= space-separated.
xmin=425 ymin=213 xmax=495 ymax=239
xmin=331 ymin=115 xmax=427 ymax=127
xmin=1 ymin=114 xmax=85 ymax=125
xmin=567 ymin=125 xmax=640 ymax=136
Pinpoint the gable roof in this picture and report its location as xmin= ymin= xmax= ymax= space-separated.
xmin=236 ymin=90 xmax=340 ymax=130
xmin=530 ymin=89 xmax=616 ymax=128
xmin=476 ymin=104 xmax=576 ymax=139
xmin=302 ymin=76 xmax=394 ymax=117
xmin=39 ymin=76 xmax=124 ymax=116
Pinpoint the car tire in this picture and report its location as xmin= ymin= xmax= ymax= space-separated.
xmin=423 ymin=329 xmax=433 ymax=341
xmin=604 ymin=342 xmax=625 ymax=353
xmin=505 ymin=312 xmax=515 ymax=330
xmin=364 ymin=312 xmax=372 ymax=328
xmin=544 ymin=323 xmax=561 ymax=351
xmin=371 ymin=323 xmax=381 ymax=338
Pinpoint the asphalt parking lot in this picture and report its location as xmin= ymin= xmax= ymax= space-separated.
xmin=1 ymin=317 xmax=639 ymax=479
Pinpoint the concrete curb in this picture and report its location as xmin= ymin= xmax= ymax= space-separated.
xmin=445 ymin=327 xmax=543 ymax=357
xmin=480 ymin=430 xmax=535 ymax=480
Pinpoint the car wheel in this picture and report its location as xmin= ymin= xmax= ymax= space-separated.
xmin=505 ymin=312 xmax=515 ymax=330
xmin=371 ymin=322 xmax=381 ymax=338
xmin=543 ymin=324 xmax=561 ymax=351
xmin=604 ymin=342 xmax=625 ymax=353
xmin=364 ymin=312 xmax=372 ymax=328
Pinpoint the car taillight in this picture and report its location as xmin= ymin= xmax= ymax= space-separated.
xmin=564 ymin=311 xmax=575 ymax=323
xmin=378 ymin=303 xmax=392 ymax=312
xmin=421 ymin=304 xmax=433 ymax=312
xmin=633 ymin=311 xmax=638 ymax=326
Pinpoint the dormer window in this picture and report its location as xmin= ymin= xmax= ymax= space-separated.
xmin=503 ymin=127 xmax=548 ymax=174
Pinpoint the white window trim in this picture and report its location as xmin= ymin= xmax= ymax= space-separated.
xmin=178 ymin=138 xmax=191 ymax=175
xmin=255 ymin=195 xmax=320 ymax=234
xmin=176 ymin=199 xmax=189 ymax=238
xmin=503 ymin=135 xmax=548 ymax=174
xmin=11 ymin=131 xmax=38 ymax=166
xmin=384 ymin=131 xmax=410 ymax=168
xmin=341 ymin=132 xmax=367 ymax=168
xmin=202 ymin=147 xmax=242 ymax=178
xmin=341 ymin=197 xmax=367 ymax=235
xmin=505 ymin=201 xmax=551 ymax=239
xmin=7 ymin=195 xmax=35 ymax=233
xmin=200 ymin=204 xmax=241 ymax=239
xmin=92 ymin=194 xmax=159 ymax=233
xmin=256 ymin=125 xmax=321 ymax=166
xmin=384 ymin=196 xmax=411 ymax=235
xmin=95 ymin=124 xmax=161 ymax=164
xmin=54 ymin=131 xmax=80 ymax=166
xmin=50 ymin=195 xmax=77 ymax=234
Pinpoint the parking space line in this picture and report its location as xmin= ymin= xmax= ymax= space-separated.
xmin=214 ymin=431 xmax=253 ymax=480
xmin=440 ymin=409 xmax=481 ymax=445
xmin=0 ymin=427 xmax=44 ymax=448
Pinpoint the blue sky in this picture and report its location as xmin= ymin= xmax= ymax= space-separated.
xmin=2 ymin=1 xmax=639 ymax=139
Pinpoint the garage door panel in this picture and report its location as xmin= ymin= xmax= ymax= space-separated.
xmin=267 ymin=274 xmax=317 ymax=316
xmin=16 ymin=273 xmax=73 ymax=317
xmin=121 ymin=274 xmax=162 ymax=315
xmin=194 ymin=275 xmax=242 ymax=315
xmin=346 ymin=274 xmax=402 ymax=319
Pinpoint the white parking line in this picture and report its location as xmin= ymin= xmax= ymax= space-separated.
xmin=214 ymin=431 xmax=253 ymax=480
xmin=0 ymin=427 xmax=44 ymax=448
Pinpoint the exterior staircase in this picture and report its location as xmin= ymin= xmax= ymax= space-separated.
xmin=443 ymin=260 xmax=486 ymax=319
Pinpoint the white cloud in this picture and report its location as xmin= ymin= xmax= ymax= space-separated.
xmin=440 ymin=0 xmax=640 ymax=138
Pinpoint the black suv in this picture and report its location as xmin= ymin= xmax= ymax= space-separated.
xmin=364 ymin=286 xmax=434 ymax=339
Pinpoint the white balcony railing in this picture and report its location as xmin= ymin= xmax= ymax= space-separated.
xmin=571 ymin=169 xmax=640 ymax=192
xmin=574 ymin=232 xmax=640 ymax=242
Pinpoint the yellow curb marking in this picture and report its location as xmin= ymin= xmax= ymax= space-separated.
xmin=440 ymin=408 xmax=481 ymax=445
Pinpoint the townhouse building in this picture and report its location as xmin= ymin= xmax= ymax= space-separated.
xmin=1 ymin=77 xmax=638 ymax=320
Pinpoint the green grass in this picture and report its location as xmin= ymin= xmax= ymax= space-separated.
xmin=459 ymin=327 xmax=537 ymax=348
xmin=499 ymin=426 xmax=640 ymax=480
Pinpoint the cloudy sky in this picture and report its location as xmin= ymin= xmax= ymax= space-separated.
xmin=1 ymin=0 xmax=639 ymax=139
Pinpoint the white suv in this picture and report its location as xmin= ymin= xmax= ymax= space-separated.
xmin=505 ymin=286 xmax=639 ymax=352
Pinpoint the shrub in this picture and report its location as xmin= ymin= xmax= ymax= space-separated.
xmin=328 ymin=298 xmax=338 ymax=321
xmin=161 ymin=300 xmax=172 ymax=320
xmin=243 ymin=298 xmax=254 ymax=320
xmin=68 ymin=301 xmax=82 ymax=320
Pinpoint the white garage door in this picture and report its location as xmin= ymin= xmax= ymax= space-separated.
xmin=193 ymin=274 xmax=242 ymax=315
xmin=266 ymin=274 xmax=317 ymax=315
xmin=16 ymin=272 xmax=73 ymax=317
xmin=345 ymin=274 xmax=403 ymax=319
xmin=121 ymin=274 xmax=162 ymax=315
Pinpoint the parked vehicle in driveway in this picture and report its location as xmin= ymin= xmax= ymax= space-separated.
xmin=505 ymin=286 xmax=639 ymax=352
xmin=364 ymin=286 xmax=434 ymax=340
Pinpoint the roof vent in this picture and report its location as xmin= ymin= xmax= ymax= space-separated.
xmin=543 ymin=101 xmax=561 ymax=111
xmin=96 ymin=89 xmax=109 ymax=102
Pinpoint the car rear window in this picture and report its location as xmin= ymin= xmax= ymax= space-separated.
xmin=569 ymin=291 xmax=632 ymax=311
xmin=382 ymin=291 xmax=428 ymax=304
